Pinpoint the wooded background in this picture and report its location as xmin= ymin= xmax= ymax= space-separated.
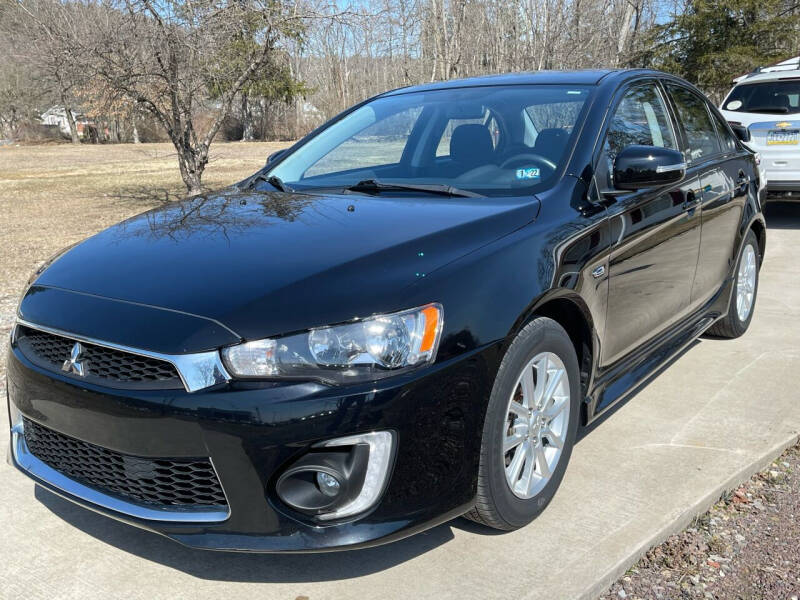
xmin=1 ymin=0 xmax=798 ymax=191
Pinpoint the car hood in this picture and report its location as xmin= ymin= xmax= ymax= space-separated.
xmin=32 ymin=189 xmax=539 ymax=343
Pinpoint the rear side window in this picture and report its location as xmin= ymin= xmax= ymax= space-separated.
xmin=708 ymin=108 xmax=738 ymax=153
xmin=666 ymin=84 xmax=721 ymax=162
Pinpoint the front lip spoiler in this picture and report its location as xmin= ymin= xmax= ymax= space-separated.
xmin=9 ymin=419 xmax=476 ymax=553
xmin=14 ymin=319 xmax=231 ymax=393
xmin=10 ymin=421 xmax=231 ymax=523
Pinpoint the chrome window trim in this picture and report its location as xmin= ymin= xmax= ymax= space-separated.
xmin=14 ymin=319 xmax=231 ymax=393
xmin=10 ymin=421 xmax=231 ymax=523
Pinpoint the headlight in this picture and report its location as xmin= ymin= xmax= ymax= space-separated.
xmin=222 ymin=303 xmax=442 ymax=384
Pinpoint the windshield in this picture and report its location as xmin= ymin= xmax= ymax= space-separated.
xmin=724 ymin=80 xmax=800 ymax=115
xmin=266 ymin=85 xmax=591 ymax=197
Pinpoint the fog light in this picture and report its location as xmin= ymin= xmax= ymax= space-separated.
xmin=316 ymin=431 xmax=394 ymax=521
xmin=275 ymin=430 xmax=395 ymax=521
xmin=316 ymin=471 xmax=341 ymax=497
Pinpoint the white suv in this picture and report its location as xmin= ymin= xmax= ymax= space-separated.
xmin=721 ymin=57 xmax=800 ymax=202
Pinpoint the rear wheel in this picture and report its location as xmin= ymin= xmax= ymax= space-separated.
xmin=465 ymin=317 xmax=580 ymax=530
xmin=707 ymin=230 xmax=760 ymax=339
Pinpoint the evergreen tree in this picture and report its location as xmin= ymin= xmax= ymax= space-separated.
xmin=638 ymin=0 xmax=800 ymax=100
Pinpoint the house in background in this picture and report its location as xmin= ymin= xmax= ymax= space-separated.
xmin=40 ymin=106 xmax=92 ymax=138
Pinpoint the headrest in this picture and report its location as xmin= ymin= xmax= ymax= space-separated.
xmin=534 ymin=128 xmax=569 ymax=163
xmin=450 ymin=124 xmax=494 ymax=168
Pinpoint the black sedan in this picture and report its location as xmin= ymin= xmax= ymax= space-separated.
xmin=7 ymin=69 xmax=765 ymax=551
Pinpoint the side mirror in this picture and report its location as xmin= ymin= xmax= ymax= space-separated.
xmin=266 ymin=149 xmax=288 ymax=166
xmin=729 ymin=123 xmax=751 ymax=143
xmin=613 ymin=145 xmax=686 ymax=191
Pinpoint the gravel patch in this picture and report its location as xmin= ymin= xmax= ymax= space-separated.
xmin=600 ymin=443 xmax=800 ymax=600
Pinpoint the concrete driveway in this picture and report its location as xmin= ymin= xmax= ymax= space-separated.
xmin=2 ymin=203 xmax=798 ymax=600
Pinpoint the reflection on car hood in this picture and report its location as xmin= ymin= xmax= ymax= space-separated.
xmin=35 ymin=189 xmax=539 ymax=340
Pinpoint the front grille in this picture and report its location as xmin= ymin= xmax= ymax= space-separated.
xmin=16 ymin=325 xmax=183 ymax=390
xmin=23 ymin=418 xmax=227 ymax=508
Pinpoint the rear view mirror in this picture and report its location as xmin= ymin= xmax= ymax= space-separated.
xmin=729 ymin=123 xmax=751 ymax=143
xmin=266 ymin=149 xmax=288 ymax=166
xmin=613 ymin=145 xmax=686 ymax=191
xmin=445 ymin=103 xmax=487 ymax=120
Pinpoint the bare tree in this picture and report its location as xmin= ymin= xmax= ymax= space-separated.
xmin=78 ymin=0 xmax=314 ymax=193
xmin=0 ymin=47 xmax=41 ymax=139
xmin=3 ymin=0 xmax=666 ymax=161
xmin=3 ymin=0 xmax=94 ymax=143
xmin=293 ymin=0 xmax=659 ymax=124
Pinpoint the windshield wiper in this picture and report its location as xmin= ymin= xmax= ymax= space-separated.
xmin=747 ymin=106 xmax=791 ymax=114
xmin=346 ymin=179 xmax=484 ymax=198
xmin=249 ymin=172 xmax=291 ymax=192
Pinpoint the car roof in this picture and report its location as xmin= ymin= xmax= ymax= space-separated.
xmin=381 ymin=69 xmax=664 ymax=96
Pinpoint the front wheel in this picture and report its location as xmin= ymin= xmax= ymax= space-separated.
xmin=465 ymin=317 xmax=580 ymax=530
xmin=707 ymin=230 xmax=761 ymax=339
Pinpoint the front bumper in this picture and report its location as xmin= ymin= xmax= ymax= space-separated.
xmin=6 ymin=339 xmax=499 ymax=552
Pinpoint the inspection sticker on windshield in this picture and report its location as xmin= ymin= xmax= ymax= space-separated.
xmin=516 ymin=167 xmax=541 ymax=180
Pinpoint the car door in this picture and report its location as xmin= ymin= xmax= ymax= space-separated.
xmin=671 ymin=89 xmax=748 ymax=307
xmin=597 ymin=81 xmax=703 ymax=366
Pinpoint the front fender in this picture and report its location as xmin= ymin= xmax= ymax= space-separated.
xmin=408 ymin=177 xmax=611 ymax=386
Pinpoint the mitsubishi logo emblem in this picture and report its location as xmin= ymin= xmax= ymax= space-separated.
xmin=62 ymin=342 xmax=86 ymax=376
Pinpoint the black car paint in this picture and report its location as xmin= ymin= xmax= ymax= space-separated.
xmin=28 ymin=191 xmax=538 ymax=350
xmin=7 ymin=69 xmax=766 ymax=551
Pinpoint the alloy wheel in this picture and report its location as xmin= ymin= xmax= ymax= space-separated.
xmin=736 ymin=244 xmax=757 ymax=322
xmin=503 ymin=351 xmax=570 ymax=499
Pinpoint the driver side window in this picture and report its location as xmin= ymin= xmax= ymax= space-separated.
xmin=600 ymin=83 xmax=677 ymax=189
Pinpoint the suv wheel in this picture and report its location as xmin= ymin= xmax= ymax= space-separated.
xmin=465 ymin=317 xmax=580 ymax=530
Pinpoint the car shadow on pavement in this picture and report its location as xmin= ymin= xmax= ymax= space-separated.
xmin=34 ymin=485 xmax=457 ymax=582
xmin=764 ymin=202 xmax=800 ymax=229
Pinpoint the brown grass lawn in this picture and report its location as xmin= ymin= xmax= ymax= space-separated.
xmin=0 ymin=141 xmax=291 ymax=333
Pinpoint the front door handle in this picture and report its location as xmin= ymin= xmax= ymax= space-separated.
xmin=683 ymin=190 xmax=701 ymax=210
xmin=736 ymin=170 xmax=749 ymax=194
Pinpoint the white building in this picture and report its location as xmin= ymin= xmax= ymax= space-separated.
xmin=40 ymin=106 xmax=90 ymax=137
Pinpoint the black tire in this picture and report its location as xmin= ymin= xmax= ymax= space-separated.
xmin=465 ymin=317 xmax=580 ymax=530
xmin=706 ymin=230 xmax=761 ymax=339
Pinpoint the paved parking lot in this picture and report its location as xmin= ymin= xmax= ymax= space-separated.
xmin=1 ymin=202 xmax=798 ymax=600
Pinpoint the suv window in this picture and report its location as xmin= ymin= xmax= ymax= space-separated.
xmin=666 ymin=84 xmax=721 ymax=162
xmin=598 ymin=83 xmax=677 ymax=188
xmin=724 ymin=80 xmax=800 ymax=114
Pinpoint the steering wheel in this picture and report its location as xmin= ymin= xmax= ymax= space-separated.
xmin=499 ymin=152 xmax=557 ymax=171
